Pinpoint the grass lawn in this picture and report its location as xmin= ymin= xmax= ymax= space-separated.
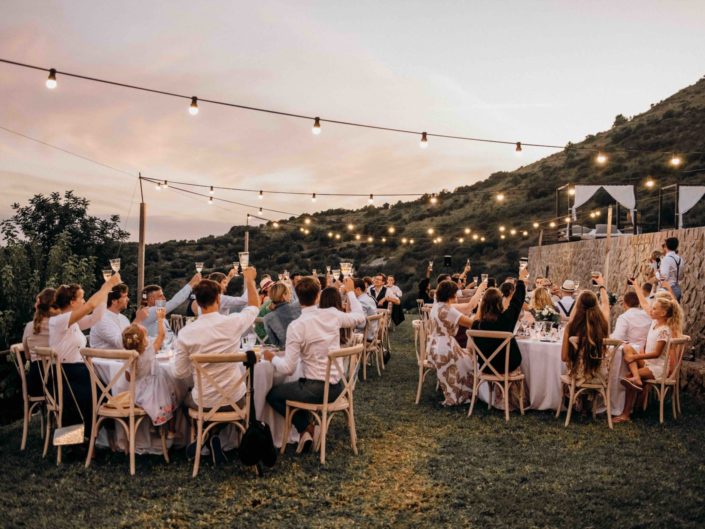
xmin=2 ymin=319 xmax=704 ymax=528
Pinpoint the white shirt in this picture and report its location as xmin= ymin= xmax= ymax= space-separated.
xmin=356 ymin=293 xmax=379 ymax=340
xmin=272 ymin=292 xmax=365 ymax=383
xmin=658 ymin=251 xmax=684 ymax=287
xmin=49 ymin=305 xmax=107 ymax=363
xmin=611 ymin=307 xmax=652 ymax=350
xmin=172 ymin=306 xmax=258 ymax=408
xmin=143 ymin=283 xmax=192 ymax=350
xmin=89 ymin=310 xmax=130 ymax=350
xmin=23 ymin=320 xmax=50 ymax=362
xmin=386 ymin=285 xmax=402 ymax=300
xmin=556 ymin=295 xmax=575 ymax=317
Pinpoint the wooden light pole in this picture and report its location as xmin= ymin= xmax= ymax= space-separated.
xmin=137 ymin=175 xmax=146 ymax=294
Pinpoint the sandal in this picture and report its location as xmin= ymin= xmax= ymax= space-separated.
xmin=620 ymin=377 xmax=643 ymax=392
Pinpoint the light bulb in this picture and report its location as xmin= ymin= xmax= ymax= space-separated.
xmin=258 ymin=190 xmax=263 ymax=200
xmin=420 ymin=131 xmax=428 ymax=149
xmin=532 ymin=222 xmax=539 ymax=229
xmin=155 ymin=182 xmax=161 ymax=191
xmin=496 ymin=193 xmax=505 ymax=202
xmin=501 ymin=234 xmax=506 ymax=240
xmin=464 ymin=228 xmax=471 ymax=234
xmin=646 ymin=178 xmax=655 ymax=188
xmin=304 ymin=217 xmax=311 ymax=225
xmin=208 ymin=197 xmax=213 ymax=205
xmin=46 ymin=68 xmax=57 ymax=89
xmin=273 ymin=222 xmax=279 ymax=228
xmin=355 ymin=234 xmax=361 ymax=240
xmin=311 ymin=193 xmax=316 ymax=202
xmin=515 ymin=141 xmax=522 ymax=154
xmin=368 ymin=194 xmax=374 ymax=204
xmin=522 ymin=231 xmax=528 ymax=236
xmin=328 ymin=232 xmax=333 ymax=238
xmin=549 ymin=221 xmax=556 ymax=228
xmin=472 ymin=234 xmax=479 ymax=240
xmin=259 ymin=207 xmax=263 ymax=214
xmin=596 ymin=152 xmax=608 ymax=165
xmin=367 ymin=236 xmax=373 ymax=243
xmin=458 ymin=238 xmax=464 ymax=243
xmin=565 ymin=217 xmax=571 ymax=223
xmin=670 ymin=155 xmax=681 ymax=167
xmin=568 ymin=187 xmax=576 ymax=196
xmin=163 ymin=180 xmax=169 ymax=189
xmin=430 ymin=193 xmax=438 ymax=205
xmin=510 ymin=229 xmax=517 ymax=235
xmin=209 ymin=186 xmax=214 ymax=195
xmin=409 ymin=238 xmax=415 ymax=244
xmin=382 ymin=237 xmax=387 ymax=242
xmin=388 ymin=226 xmax=395 ymax=234
xmin=499 ymin=226 xmax=506 ymax=232
xmin=590 ymin=212 xmax=595 ymax=218
xmin=189 ymin=96 xmax=199 ymax=115
xmin=427 ymin=228 xmax=434 ymax=235
xmin=347 ymin=223 xmax=354 ymax=231
xmin=299 ymin=227 xmax=305 ymax=232
xmin=480 ymin=236 xmax=485 ymax=242
xmin=335 ymin=233 xmax=341 ymax=240
xmin=312 ymin=117 xmax=321 ymax=135
xmin=437 ymin=236 xmax=442 ymax=242
xmin=304 ymin=229 xmax=310 ymax=234
xmin=401 ymin=237 xmax=408 ymax=244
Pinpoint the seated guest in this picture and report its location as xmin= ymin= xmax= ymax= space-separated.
xmin=89 ymin=283 xmax=131 ymax=349
xmin=190 ymin=269 xmax=249 ymax=315
xmin=263 ymin=282 xmax=301 ymax=347
xmin=264 ymin=277 xmax=365 ymax=453
xmin=319 ymin=286 xmax=353 ymax=346
xmin=255 ymin=277 xmax=275 ymax=341
xmin=642 ymin=282 xmax=655 ymax=307
xmin=22 ymin=288 xmax=57 ymax=398
xmin=610 ymin=290 xmax=652 ymax=353
xmin=141 ymin=272 xmax=202 ymax=351
xmin=385 ymin=275 xmax=405 ymax=326
xmin=353 ymin=278 xmax=378 ymax=340
xmin=561 ymin=290 xmax=610 ymax=385
xmin=427 ymin=280 xmax=476 ymax=405
xmin=172 ymin=268 xmax=259 ymax=458
xmin=121 ymin=313 xmax=180 ymax=429
xmin=49 ymin=276 xmax=121 ymax=427
xmin=369 ymin=274 xmax=388 ymax=307
xmin=470 ymin=267 xmax=528 ymax=374
xmin=555 ymin=280 xmax=577 ymax=319
xmin=529 ymin=286 xmax=555 ymax=314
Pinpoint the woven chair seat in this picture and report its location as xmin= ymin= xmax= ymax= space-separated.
xmin=98 ymin=405 xmax=147 ymax=418
xmin=286 ymin=396 xmax=350 ymax=413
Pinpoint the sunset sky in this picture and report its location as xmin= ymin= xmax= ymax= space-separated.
xmin=1 ymin=1 xmax=703 ymax=242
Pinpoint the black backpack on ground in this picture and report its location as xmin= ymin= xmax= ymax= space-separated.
xmin=239 ymin=350 xmax=277 ymax=475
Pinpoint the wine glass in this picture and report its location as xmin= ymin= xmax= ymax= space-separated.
xmin=312 ymin=268 xmax=317 ymax=276
xmin=232 ymin=262 xmax=240 ymax=275
xmin=326 ymin=266 xmax=331 ymax=274
xmin=109 ymin=258 xmax=121 ymax=273
xmin=195 ymin=262 xmax=204 ymax=274
xmin=155 ymin=299 xmax=166 ymax=319
xmin=428 ymin=260 xmax=434 ymax=270
xmin=574 ymin=280 xmax=580 ymax=290
xmin=481 ymin=273 xmax=488 ymax=283
xmin=473 ymin=276 xmax=479 ymax=285
xmin=239 ymin=252 xmax=250 ymax=269
xmin=332 ymin=269 xmax=340 ymax=280
xmin=102 ymin=269 xmax=113 ymax=282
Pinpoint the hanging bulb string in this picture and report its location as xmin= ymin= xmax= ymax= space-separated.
xmin=3 ymin=58 xmax=704 ymax=156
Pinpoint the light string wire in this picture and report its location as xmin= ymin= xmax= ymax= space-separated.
xmin=3 ymin=57 xmax=705 ymax=157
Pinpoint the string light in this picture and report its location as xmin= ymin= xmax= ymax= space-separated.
xmin=420 ymin=132 xmax=428 ymax=149
xmin=304 ymin=217 xmax=311 ymax=225
xmin=458 ymin=237 xmax=465 ymax=243
xmin=327 ymin=231 xmax=333 ymax=238
xmin=549 ymin=221 xmax=557 ymax=228
xmin=258 ymin=190 xmax=263 ymax=200
xmin=401 ymin=237 xmax=408 ymax=244
xmin=347 ymin=223 xmax=355 ymax=231
xmin=208 ymin=196 xmax=213 ymax=205
xmin=645 ymin=178 xmax=655 ymax=189
xmin=312 ymin=117 xmax=321 ymax=135
xmin=427 ymin=228 xmax=434 ymax=235
xmin=595 ymin=152 xmax=608 ymax=165
xmin=355 ymin=234 xmax=361 ymax=240
xmin=595 ymin=210 xmax=601 ymax=217
xmin=515 ymin=141 xmax=522 ymax=153
xmin=472 ymin=234 xmax=479 ymax=241
xmin=464 ymin=228 xmax=471 ymax=234
xmin=564 ymin=217 xmax=571 ymax=223
xmin=499 ymin=226 xmax=506 ymax=232
xmin=189 ymin=96 xmax=199 ymax=115
xmin=382 ymin=237 xmax=387 ymax=242
xmin=568 ymin=187 xmax=576 ymax=196
xmin=304 ymin=228 xmax=310 ymax=234
xmin=501 ymin=234 xmax=506 ymax=240
xmin=480 ymin=236 xmax=485 ymax=242
xmin=335 ymin=233 xmax=341 ymax=240
xmin=430 ymin=193 xmax=438 ymax=205
xmin=311 ymin=192 xmax=317 ymax=202
xmin=155 ymin=181 xmax=162 ymax=191
xmin=259 ymin=207 xmax=263 ymax=214
xmin=299 ymin=227 xmax=305 ymax=233
xmin=162 ymin=180 xmax=169 ymax=189
xmin=209 ymin=185 xmax=214 ymax=195
xmin=532 ymin=222 xmax=539 ymax=228
xmin=496 ymin=193 xmax=505 ymax=202
xmin=46 ymin=68 xmax=57 ymax=89
xmin=670 ymin=154 xmax=682 ymax=167
xmin=409 ymin=238 xmax=415 ymax=244
xmin=522 ymin=230 xmax=528 ymax=236
xmin=367 ymin=236 xmax=373 ymax=243
xmin=437 ymin=236 xmax=442 ymax=242
xmin=510 ymin=228 xmax=517 ymax=235
xmin=388 ymin=226 xmax=396 ymax=234
xmin=590 ymin=212 xmax=595 ymax=218
xmin=273 ymin=222 xmax=279 ymax=228
xmin=368 ymin=194 xmax=374 ymax=204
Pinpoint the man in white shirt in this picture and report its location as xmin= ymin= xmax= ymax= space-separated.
xmin=556 ymin=280 xmax=576 ymax=319
xmin=264 ymin=276 xmax=365 ymax=453
xmin=141 ymin=272 xmax=202 ymax=351
xmin=611 ymin=291 xmax=652 ymax=351
xmin=354 ymin=278 xmax=378 ymax=340
xmin=658 ymin=237 xmax=684 ymax=302
xmin=89 ymin=283 xmax=131 ymax=349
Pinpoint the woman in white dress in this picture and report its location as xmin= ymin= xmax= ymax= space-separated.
xmin=615 ymin=284 xmax=683 ymax=423
xmin=427 ymin=280 xmax=479 ymax=406
xmin=121 ymin=312 xmax=180 ymax=427
xmin=48 ymin=275 xmax=121 ymax=427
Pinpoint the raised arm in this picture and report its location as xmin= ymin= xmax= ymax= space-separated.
xmin=165 ymin=273 xmax=201 ymax=313
xmin=337 ymin=278 xmax=366 ymax=328
xmin=631 ymin=277 xmax=652 ymax=312
xmin=594 ymin=274 xmax=611 ymax=322
xmin=72 ymin=273 xmax=120 ymax=327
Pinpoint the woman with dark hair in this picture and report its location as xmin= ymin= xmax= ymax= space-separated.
xmin=318 ymin=286 xmax=352 ymax=346
xmin=48 ymin=275 xmax=121 ymax=427
xmin=22 ymin=288 xmax=57 ymax=397
xmin=427 ymin=279 xmax=483 ymax=405
xmin=561 ymin=290 xmax=610 ymax=384
xmin=470 ymin=266 xmax=528 ymax=374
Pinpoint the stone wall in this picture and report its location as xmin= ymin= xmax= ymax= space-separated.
xmin=527 ymin=226 xmax=705 ymax=356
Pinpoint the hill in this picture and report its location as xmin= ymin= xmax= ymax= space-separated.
xmin=129 ymin=75 xmax=705 ymax=309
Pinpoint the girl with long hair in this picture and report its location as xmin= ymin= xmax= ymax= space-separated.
xmin=561 ymin=290 xmax=610 ymax=383
xmin=318 ymin=286 xmax=352 ymax=346
xmin=21 ymin=288 xmax=57 ymax=397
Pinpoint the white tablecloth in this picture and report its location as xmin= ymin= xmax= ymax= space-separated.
xmin=92 ymin=356 xmax=301 ymax=454
xmin=477 ymin=339 xmax=627 ymax=415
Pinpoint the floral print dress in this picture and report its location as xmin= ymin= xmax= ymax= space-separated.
xmin=427 ymin=303 xmax=474 ymax=406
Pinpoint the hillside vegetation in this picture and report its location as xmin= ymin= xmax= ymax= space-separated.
xmin=135 ymin=76 xmax=705 ymax=308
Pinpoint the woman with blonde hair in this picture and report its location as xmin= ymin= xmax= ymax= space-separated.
xmin=263 ymin=282 xmax=301 ymax=347
xmin=614 ymin=278 xmax=683 ymax=423
xmin=529 ymin=286 xmax=556 ymax=313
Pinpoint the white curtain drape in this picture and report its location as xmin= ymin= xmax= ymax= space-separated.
xmin=678 ymin=186 xmax=705 ymax=228
xmin=571 ymin=185 xmax=602 ymax=220
xmin=602 ymin=185 xmax=636 ymax=225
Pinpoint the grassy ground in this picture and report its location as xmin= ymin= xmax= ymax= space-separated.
xmin=1 ymin=320 xmax=705 ymax=528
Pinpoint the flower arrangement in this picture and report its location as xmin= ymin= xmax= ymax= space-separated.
xmin=533 ymin=306 xmax=561 ymax=323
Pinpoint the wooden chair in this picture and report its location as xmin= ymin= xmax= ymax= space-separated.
xmin=375 ymin=308 xmax=392 ymax=371
xmin=380 ymin=305 xmax=393 ymax=357
xmin=412 ymin=320 xmax=435 ymax=404
xmin=81 ymin=348 xmax=169 ymax=475
xmin=416 ymin=299 xmax=425 ymax=316
xmin=466 ymin=330 xmax=526 ymax=422
xmin=34 ymin=347 xmax=64 ymax=464
xmin=9 ymin=343 xmax=44 ymax=450
xmin=280 ymin=344 xmax=363 ymax=464
xmin=361 ymin=313 xmax=384 ymax=380
xmin=642 ymin=336 xmax=691 ymax=423
xmin=253 ymin=317 xmax=269 ymax=346
xmin=420 ymin=304 xmax=433 ymax=321
xmin=188 ymin=352 xmax=250 ymax=477
xmin=170 ymin=314 xmax=185 ymax=336
xmin=556 ymin=338 xmax=623 ymax=429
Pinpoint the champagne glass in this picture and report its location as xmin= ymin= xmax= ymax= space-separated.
xmin=232 ymin=262 xmax=240 ymax=275
xmin=312 ymin=268 xmax=317 ymax=276
xmin=332 ymin=269 xmax=340 ymax=280
xmin=102 ymin=269 xmax=113 ymax=282
xmin=110 ymin=258 xmax=121 ymax=273
xmin=283 ymin=269 xmax=289 ymax=280
xmin=574 ymin=280 xmax=580 ymax=290
xmin=428 ymin=260 xmax=434 ymax=270
xmin=239 ymin=252 xmax=250 ymax=269
xmin=481 ymin=273 xmax=488 ymax=283
xmin=155 ymin=299 xmax=166 ymax=319
xmin=326 ymin=265 xmax=331 ymax=274
xmin=473 ymin=276 xmax=479 ymax=285
xmin=195 ymin=262 xmax=204 ymax=274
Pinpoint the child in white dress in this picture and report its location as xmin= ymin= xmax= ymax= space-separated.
xmin=122 ymin=314 xmax=179 ymax=429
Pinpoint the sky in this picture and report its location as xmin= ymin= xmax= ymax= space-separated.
xmin=1 ymin=0 xmax=704 ymax=243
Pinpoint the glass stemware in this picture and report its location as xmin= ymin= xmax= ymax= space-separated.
xmin=239 ymin=252 xmax=250 ymax=268
xmin=102 ymin=269 xmax=113 ymax=282
xmin=481 ymin=273 xmax=488 ymax=283
xmin=232 ymin=262 xmax=240 ymax=275
xmin=109 ymin=258 xmax=121 ymax=273
xmin=195 ymin=262 xmax=204 ymax=273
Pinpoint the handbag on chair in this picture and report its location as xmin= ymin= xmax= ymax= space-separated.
xmin=53 ymin=365 xmax=86 ymax=446
xmin=239 ymin=350 xmax=277 ymax=474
